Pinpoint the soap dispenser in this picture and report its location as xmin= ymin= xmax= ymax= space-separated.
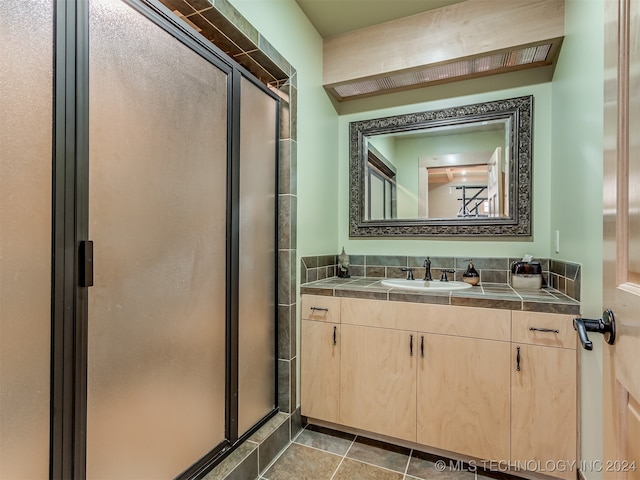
xmin=462 ymin=259 xmax=480 ymax=286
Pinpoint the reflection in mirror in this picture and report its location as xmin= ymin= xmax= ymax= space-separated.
xmin=349 ymin=96 xmax=533 ymax=237
xmin=365 ymin=119 xmax=510 ymax=220
xmin=366 ymin=143 xmax=397 ymax=220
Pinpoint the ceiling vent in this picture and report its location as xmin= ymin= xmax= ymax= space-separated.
xmin=323 ymin=0 xmax=564 ymax=101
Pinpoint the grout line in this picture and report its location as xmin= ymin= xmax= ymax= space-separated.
xmin=342 ymin=455 xmax=412 ymax=476
xmin=328 ymin=434 xmax=357 ymax=480
xmin=328 ymin=456 xmax=346 ymax=480
xmin=290 ymin=423 xmax=307 ymax=443
xmin=259 ymin=441 xmax=290 ymax=480
xmin=290 ymin=440 xmax=346 ymax=457
xmin=333 ymin=435 xmax=415 ymax=477
xmin=403 ymin=448 xmax=413 ymax=477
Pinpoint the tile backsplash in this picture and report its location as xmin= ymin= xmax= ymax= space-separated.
xmin=301 ymin=254 xmax=581 ymax=302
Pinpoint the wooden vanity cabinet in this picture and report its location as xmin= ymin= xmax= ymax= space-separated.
xmin=417 ymin=334 xmax=511 ymax=462
xmin=340 ymin=324 xmax=417 ymax=441
xmin=300 ymin=295 xmax=578 ymax=480
xmin=300 ymin=295 xmax=341 ymax=423
xmin=511 ymin=311 xmax=578 ymax=480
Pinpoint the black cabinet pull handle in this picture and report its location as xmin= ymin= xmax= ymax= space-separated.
xmin=311 ymin=307 xmax=329 ymax=312
xmin=333 ymin=326 xmax=337 ymax=346
xmin=516 ymin=346 xmax=521 ymax=371
xmin=420 ymin=335 xmax=424 ymax=357
xmin=410 ymin=334 xmax=413 ymax=356
xmin=529 ymin=327 xmax=559 ymax=333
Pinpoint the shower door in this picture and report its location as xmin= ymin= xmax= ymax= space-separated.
xmin=237 ymin=76 xmax=278 ymax=436
xmin=0 ymin=1 xmax=53 ymax=478
xmin=86 ymin=1 xmax=230 ymax=478
xmin=1 ymin=0 xmax=279 ymax=476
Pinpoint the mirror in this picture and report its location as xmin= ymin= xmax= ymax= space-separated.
xmin=349 ymin=95 xmax=533 ymax=237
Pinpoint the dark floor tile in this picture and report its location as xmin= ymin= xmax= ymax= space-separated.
xmin=294 ymin=424 xmax=355 ymax=455
xmin=333 ymin=458 xmax=404 ymax=480
xmin=346 ymin=436 xmax=410 ymax=473
xmin=407 ymin=451 xmax=475 ymax=480
xmin=263 ymin=443 xmax=341 ymax=480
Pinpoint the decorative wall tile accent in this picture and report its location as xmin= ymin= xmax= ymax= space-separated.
xmin=277 ymin=359 xmax=291 ymax=412
xmin=301 ymin=254 xmax=582 ymax=302
xmin=548 ymin=260 xmax=581 ymax=301
xmin=300 ymin=255 xmax=338 ymax=283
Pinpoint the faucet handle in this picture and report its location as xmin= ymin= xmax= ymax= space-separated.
xmin=440 ymin=269 xmax=455 ymax=282
xmin=400 ymin=267 xmax=415 ymax=280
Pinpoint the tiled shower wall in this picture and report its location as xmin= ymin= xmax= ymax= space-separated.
xmin=301 ymin=254 xmax=582 ymax=302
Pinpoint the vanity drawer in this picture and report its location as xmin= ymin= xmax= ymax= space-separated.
xmin=512 ymin=311 xmax=576 ymax=349
xmin=301 ymin=295 xmax=341 ymax=323
xmin=341 ymin=298 xmax=510 ymax=342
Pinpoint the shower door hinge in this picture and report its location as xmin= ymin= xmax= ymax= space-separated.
xmin=79 ymin=240 xmax=94 ymax=287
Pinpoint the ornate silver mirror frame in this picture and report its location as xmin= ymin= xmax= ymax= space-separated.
xmin=349 ymin=95 xmax=533 ymax=237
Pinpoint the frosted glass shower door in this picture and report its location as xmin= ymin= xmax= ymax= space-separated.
xmin=0 ymin=2 xmax=53 ymax=478
xmin=237 ymin=77 xmax=278 ymax=436
xmin=87 ymin=1 xmax=229 ymax=478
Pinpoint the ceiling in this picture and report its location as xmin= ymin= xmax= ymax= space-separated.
xmin=293 ymin=0 xmax=467 ymax=38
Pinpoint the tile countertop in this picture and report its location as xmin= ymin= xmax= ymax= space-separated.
xmin=300 ymin=277 xmax=581 ymax=315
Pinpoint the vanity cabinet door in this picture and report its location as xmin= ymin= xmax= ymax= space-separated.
xmin=417 ymin=334 xmax=511 ymax=461
xmin=511 ymin=343 xmax=577 ymax=480
xmin=301 ymin=320 xmax=340 ymax=423
xmin=340 ymin=324 xmax=417 ymax=441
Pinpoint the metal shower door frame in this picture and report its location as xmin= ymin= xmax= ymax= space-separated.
xmin=50 ymin=1 xmax=279 ymax=478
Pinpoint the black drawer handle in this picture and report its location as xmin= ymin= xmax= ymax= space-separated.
xmin=310 ymin=307 xmax=329 ymax=312
xmin=410 ymin=335 xmax=413 ymax=356
xmin=420 ymin=335 xmax=424 ymax=357
xmin=516 ymin=346 xmax=521 ymax=371
xmin=529 ymin=327 xmax=560 ymax=334
xmin=333 ymin=326 xmax=337 ymax=346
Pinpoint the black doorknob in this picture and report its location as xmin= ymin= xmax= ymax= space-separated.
xmin=573 ymin=309 xmax=616 ymax=350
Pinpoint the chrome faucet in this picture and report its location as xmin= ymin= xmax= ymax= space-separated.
xmin=423 ymin=257 xmax=432 ymax=281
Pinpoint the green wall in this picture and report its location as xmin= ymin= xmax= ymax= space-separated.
xmin=551 ymin=0 xmax=604 ymax=475
xmin=228 ymin=0 xmax=339 ymax=257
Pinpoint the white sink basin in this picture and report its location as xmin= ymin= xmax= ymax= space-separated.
xmin=381 ymin=278 xmax=472 ymax=291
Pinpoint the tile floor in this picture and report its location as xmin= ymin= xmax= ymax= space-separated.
xmin=259 ymin=424 xmax=512 ymax=480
